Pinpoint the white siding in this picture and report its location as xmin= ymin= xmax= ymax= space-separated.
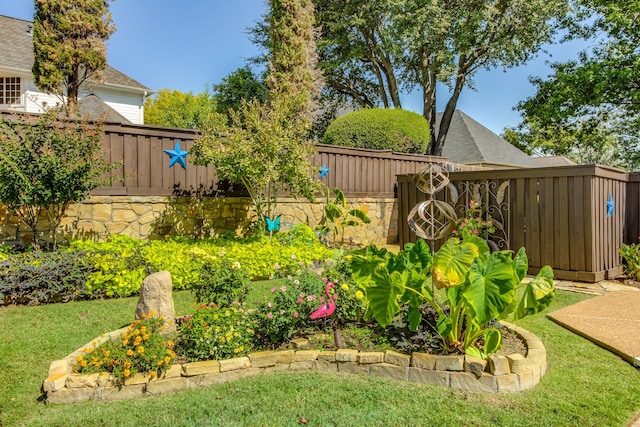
xmin=94 ymin=88 xmax=145 ymax=124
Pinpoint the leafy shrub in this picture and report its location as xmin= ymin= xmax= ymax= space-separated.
xmin=74 ymin=312 xmax=176 ymax=386
xmin=176 ymin=303 xmax=256 ymax=361
xmin=253 ymin=270 xmax=360 ymax=345
xmin=452 ymin=200 xmax=497 ymax=240
xmin=192 ymin=259 xmax=250 ymax=306
xmin=322 ymin=108 xmax=430 ymax=154
xmin=70 ymin=235 xmax=148 ymax=297
xmin=0 ymin=250 xmax=96 ymax=305
xmin=618 ymin=243 xmax=640 ymax=280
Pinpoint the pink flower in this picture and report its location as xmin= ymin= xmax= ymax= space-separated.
xmin=291 ymin=254 xmax=297 ymax=260
xmin=452 ymin=229 xmax=458 ymax=234
xmin=293 ymin=312 xmax=299 ymax=318
xmin=307 ymin=295 xmax=317 ymax=301
xmin=319 ymin=297 xmax=325 ymax=303
xmin=271 ymin=287 xmax=277 ymax=293
xmin=267 ymin=312 xmax=273 ymax=319
xmin=268 ymin=302 xmax=273 ymax=308
xmin=274 ymin=263 xmax=281 ymax=270
xmin=280 ymin=285 xmax=287 ymax=292
xmin=299 ymin=293 xmax=305 ymax=298
xmin=297 ymin=298 xmax=303 ymax=303
xmin=322 ymin=277 xmax=328 ymax=283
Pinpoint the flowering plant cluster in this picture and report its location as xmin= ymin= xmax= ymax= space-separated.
xmin=452 ymin=200 xmax=496 ymax=240
xmin=192 ymin=258 xmax=250 ymax=306
xmin=176 ymin=302 xmax=256 ymax=362
xmin=73 ymin=312 xmax=176 ymax=386
xmin=254 ymin=267 xmax=366 ymax=344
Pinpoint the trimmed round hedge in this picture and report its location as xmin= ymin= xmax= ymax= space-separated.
xmin=322 ymin=108 xmax=430 ymax=154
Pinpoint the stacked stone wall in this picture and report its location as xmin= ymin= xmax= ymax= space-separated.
xmin=0 ymin=196 xmax=399 ymax=246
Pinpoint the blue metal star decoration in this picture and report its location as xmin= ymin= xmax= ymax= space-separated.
xmin=319 ymin=164 xmax=330 ymax=178
xmin=164 ymin=140 xmax=189 ymax=169
xmin=606 ymin=193 xmax=615 ymax=217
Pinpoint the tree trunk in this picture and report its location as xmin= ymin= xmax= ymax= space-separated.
xmin=432 ymin=73 xmax=466 ymax=157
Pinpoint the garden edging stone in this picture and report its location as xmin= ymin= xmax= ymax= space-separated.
xmin=43 ymin=321 xmax=546 ymax=404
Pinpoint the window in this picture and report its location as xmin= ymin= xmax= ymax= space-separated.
xmin=0 ymin=77 xmax=21 ymax=104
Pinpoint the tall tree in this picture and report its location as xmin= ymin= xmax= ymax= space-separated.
xmin=32 ymin=0 xmax=115 ymax=117
xmin=193 ymin=0 xmax=320 ymax=230
xmin=313 ymin=0 xmax=566 ymax=155
xmin=212 ymin=66 xmax=268 ymax=116
xmin=506 ymin=0 xmax=640 ymax=170
xmin=144 ymin=89 xmax=219 ymax=130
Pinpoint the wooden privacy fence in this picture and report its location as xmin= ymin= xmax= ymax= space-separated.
xmin=398 ymin=165 xmax=633 ymax=282
xmin=94 ymin=122 xmax=479 ymax=197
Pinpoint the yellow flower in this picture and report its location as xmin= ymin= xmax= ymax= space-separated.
xmin=137 ymin=346 xmax=145 ymax=354
xmin=150 ymin=371 xmax=157 ymax=379
xmin=355 ymin=290 xmax=364 ymax=300
xmin=127 ymin=349 xmax=134 ymax=357
xmin=167 ymin=340 xmax=174 ymax=348
xmin=124 ymin=361 xmax=132 ymax=369
xmin=164 ymin=356 xmax=171 ymax=364
xmin=76 ymin=355 xmax=83 ymax=362
xmin=134 ymin=336 xmax=142 ymax=346
xmin=123 ymin=369 xmax=130 ymax=378
xmin=158 ymin=360 xmax=164 ymax=366
xmin=80 ymin=360 xmax=87 ymax=367
xmin=122 ymin=339 xmax=129 ymax=347
xmin=340 ymin=284 xmax=349 ymax=291
xmin=143 ymin=334 xmax=150 ymax=341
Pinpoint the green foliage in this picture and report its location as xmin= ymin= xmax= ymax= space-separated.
xmin=144 ymin=89 xmax=223 ymax=130
xmin=452 ymin=200 xmax=497 ymax=240
xmin=507 ymin=1 xmax=640 ymax=170
xmin=74 ymin=313 xmax=176 ymax=386
xmin=70 ymin=235 xmax=149 ymax=298
xmin=0 ymin=250 xmax=96 ymax=305
xmin=33 ymin=0 xmax=115 ymax=116
xmin=212 ymin=66 xmax=268 ymax=116
xmin=0 ymin=112 xmax=116 ymax=248
xmin=192 ymin=259 xmax=250 ymax=306
xmin=350 ymin=237 xmax=556 ymax=357
xmin=253 ymin=271 xmax=328 ymax=344
xmin=323 ymin=108 xmax=430 ymax=154
xmin=191 ymin=95 xmax=319 ymax=229
xmin=618 ymin=243 xmax=640 ymax=281
xmin=319 ymin=188 xmax=371 ymax=247
xmin=311 ymin=0 xmax=567 ymax=155
xmin=176 ymin=303 xmax=256 ymax=362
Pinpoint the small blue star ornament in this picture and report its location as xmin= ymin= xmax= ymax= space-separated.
xmin=606 ymin=193 xmax=615 ymax=217
xmin=319 ymin=164 xmax=330 ymax=178
xmin=164 ymin=140 xmax=189 ymax=169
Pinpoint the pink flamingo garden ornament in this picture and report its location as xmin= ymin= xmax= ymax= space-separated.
xmin=309 ymin=282 xmax=343 ymax=348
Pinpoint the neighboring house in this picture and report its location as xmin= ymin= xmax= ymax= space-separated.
xmin=0 ymin=15 xmax=151 ymax=124
xmin=437 ymin=110 xmax=540 ymax=169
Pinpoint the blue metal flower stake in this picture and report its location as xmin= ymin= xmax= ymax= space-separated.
xmin=163 ymin=140 xmax=189 ymax=169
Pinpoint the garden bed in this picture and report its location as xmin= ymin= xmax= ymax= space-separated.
xmin=42 ymin=320 xmax=547 ymax=403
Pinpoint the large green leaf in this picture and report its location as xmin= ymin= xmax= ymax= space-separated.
xmin=333 ymin=187 xmax=346 ymax=208
xmin=431 ymin=238 xmax=479 ymax=289
xmin=349 ymin=252 xmax=386 ymax=285
xmin=514 ymin=265 xmax=555 ymax=319
xmin=324 ymin=203 xmax=342 ymax=223
xmin=463 ymin=235 xmax=490 ymax=262
xmin=483 ymin=328 xmax=502 ymax=355
xmin=348 ymin=208 xmax=371 ymax=224
xmin=365 ymin=267 xmax=406 ymax=327
xmin=406 ymin=239 xmax=432 ymax=272
xmin=461 ymin=253 xmax=517 ymax=326
xmin=513 ymin=247 xmax=528 ymax=282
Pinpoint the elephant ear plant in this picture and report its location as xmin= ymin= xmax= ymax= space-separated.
xmin=350 ymin=237 xmax=555 ymax=358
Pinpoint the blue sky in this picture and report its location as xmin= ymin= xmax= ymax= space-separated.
xmin=0 ymin=1 xmax=585 ymax=135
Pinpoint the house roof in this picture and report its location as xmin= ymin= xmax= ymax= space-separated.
xmin=78 ymin=94 xmax=131 ymax=123
xmin=437 ymin=110 xmax=539 ymax=168
xmin=532 ymin=155 xmax=577 ymax=167
xmin=0 ymin=15 xmax=150 ymax=92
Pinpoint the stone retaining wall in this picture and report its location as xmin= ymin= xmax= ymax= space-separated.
xmin=43 ymin=321 xmax=547 ymax=404
xmin=0 ymin=196 xmax=399 ymax=247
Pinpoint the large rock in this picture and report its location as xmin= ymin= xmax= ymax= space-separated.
xmin=135 ymin=271 xmax=176 ymax=335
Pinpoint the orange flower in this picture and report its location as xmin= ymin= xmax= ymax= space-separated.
xmin=150 ymin=371 xmax=157 ymax=379
xmin=80 ymin=360 xmax=87 ymax=367
xmin=123 ymin=369 xmax=130 ymax=377
xmin=124 ymin=360 xmax=132 ymax=369
xmin=134 ymin=336 xmax=142 ymax=346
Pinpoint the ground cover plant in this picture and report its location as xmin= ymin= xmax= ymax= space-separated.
xmin=2 ymin=289 xmax=639 ymax=426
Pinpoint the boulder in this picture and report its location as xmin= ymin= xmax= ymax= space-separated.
xmin=135 ymin=271 xmax=176 ymax=335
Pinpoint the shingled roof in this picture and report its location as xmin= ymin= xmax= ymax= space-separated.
xmin=0 ymin=15 xmax=149 ymax=92
xmin=437 ymin=110 xmax=539 ymax=168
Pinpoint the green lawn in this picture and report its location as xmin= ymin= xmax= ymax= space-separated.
xmin=1 ymin=288 xmax=639 ymax=427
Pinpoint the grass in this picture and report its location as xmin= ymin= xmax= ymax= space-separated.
xmin=1 ymin=289 xmax=639 ymax=426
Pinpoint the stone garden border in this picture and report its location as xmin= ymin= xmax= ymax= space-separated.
xmin=42 ymin=321 xmax=547 ymax=404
